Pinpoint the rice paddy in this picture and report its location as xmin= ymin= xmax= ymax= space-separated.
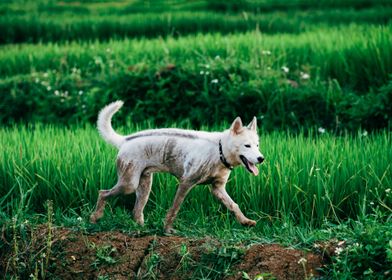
xmin=1 ymin=0 xmax=391 ymax=278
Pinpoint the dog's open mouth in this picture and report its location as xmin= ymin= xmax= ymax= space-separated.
xmin=240 ymin=155 xmax=259 ymax=176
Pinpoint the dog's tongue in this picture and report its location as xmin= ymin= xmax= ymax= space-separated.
xmin=249 ymin=163 xmax=259 ymax=176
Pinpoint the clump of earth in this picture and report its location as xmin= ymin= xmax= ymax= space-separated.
xmin=1 ymin=225 xmax=332 ymax=279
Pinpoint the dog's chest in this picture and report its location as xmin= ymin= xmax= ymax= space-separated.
xmin=194 ymin=166 xmax=230 ymax=185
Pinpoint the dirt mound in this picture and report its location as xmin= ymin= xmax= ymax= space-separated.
xmin=1 ymin=226 xmax=325 ymax=279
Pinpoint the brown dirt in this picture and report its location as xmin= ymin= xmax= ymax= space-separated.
xmin=1 ymin=225 xmax=327 ymax=279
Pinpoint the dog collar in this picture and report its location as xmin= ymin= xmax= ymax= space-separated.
xmin=219 ymin=140 xmax=233 ymax=170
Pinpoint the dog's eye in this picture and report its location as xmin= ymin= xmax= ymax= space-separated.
xmin=244 ymin=144 xmax=251 ymax=148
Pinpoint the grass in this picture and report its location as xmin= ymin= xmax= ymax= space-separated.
xmin=1 ymin=0 xmax=391 ymax=15
xmin=1 ymin=124 xmax=390 ymax=226
xmin=1 ymin=7 xmax=391 ymax=44
xmin=1 ymin=24 xmax=391 ymax=90
xmin=1 ymin=24 xmax=391 ymax=130
xmin=1 ymin=0 xmax=392 ymax=278
xmin=1 ymin=124 xmax=391 ymax=278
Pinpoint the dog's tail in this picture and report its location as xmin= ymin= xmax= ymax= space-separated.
xmin=97 ymin=101 xmax=125 ymax=149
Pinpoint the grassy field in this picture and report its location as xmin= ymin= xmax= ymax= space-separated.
xmin=1 ymin=8 xmax=391 ymax=44
xmin=1 ymin=125 xmax=392 ymax=278
xmin=1 ymin=124 xmax=391 ymax=224
xmin=1 ymin=0 xmax=392 ymax=278
xmin=1 ymin=25 xmax=391 ymax=130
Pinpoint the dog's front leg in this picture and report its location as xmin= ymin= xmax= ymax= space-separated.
xmin=212 ymin=183 xmax=256 ymax=227
xmin=164 ymin=183 xmax=194 ymax=234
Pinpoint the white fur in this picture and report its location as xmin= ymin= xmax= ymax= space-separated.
xmin=97 ymin=100 xmax=125 ymax=148
xmin=91 ymin=101 xmax=264 ymax=233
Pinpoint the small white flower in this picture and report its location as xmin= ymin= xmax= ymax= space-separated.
xmin=259 ymin=115 xmax=265 ymax=120
xmin=54 ymin=90 xmax=60 ymax=96
xmin=262 ymin=50 xmax=271 ymax=55
xmin=318 ymin=127 xmax=326 ymax=134
xmin=211 ymin=79 xmax=219 ymax=84
xmin=300 ymin=72 xmax=310 ymax=80
xmin=298 ymin=257 xmax=307 ymax=265
xmin=205 ymin=71 xmax=210 ymax=75
xmin=94 ymin=56 xmax=103 ymax=65
xmin=78 ymin=90 xmax=83 ymax=95
xmin=281 ymin=66 xmax=289 ymax=73
xmin=200 ymin=71 xmax=204 ymax=75
xmin=353 ymin=243 xmax=360 ymax=247
xmin=362 ymin=130 xmax=368 ymax=137
xmin=82 ymin=105 xmax=86 ymax=109
xmin=215 ymin=55 xmax=220 ymax=60
xmin=47 ymin=86 xmax=51 ymax=91
xmin=335 ymin=247 xmax=343 ymax=255
xmin=370 ymin=201 xmax=374 ymax=205
xmin=35 ymin=78 xmax=40 ymax=83
xmin=43 ymin=72 xmax=49 ymax=78
xmin=385 ymin=188 xmax=391 ymax=193
xmin=205 ymin=64 xmax=210 ymax=69
xmin=72 ymin=67 xmax=77 ymax=73
xmin=77 ymin=217 xmax=83 ymax=221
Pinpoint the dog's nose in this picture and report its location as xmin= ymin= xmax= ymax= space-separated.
xmin=257 ymin=157 xmax=264 ymax=163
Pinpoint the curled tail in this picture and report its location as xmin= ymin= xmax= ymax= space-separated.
xmin=97 ymin=101 xmax=125 ymax=148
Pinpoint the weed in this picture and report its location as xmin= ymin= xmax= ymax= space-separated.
xmin=242 ymin=271 xmax=277 ymax=280
xmin=193 ymin=244 xmax=245 ymax=279
xmin=139 ymin=239 xmax=160 ymax=280
xmin=91 ymin=244 xmax=118 ymax=269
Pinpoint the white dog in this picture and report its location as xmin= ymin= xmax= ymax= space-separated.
xmin=90 ymin=101 xmax=264 ymax=233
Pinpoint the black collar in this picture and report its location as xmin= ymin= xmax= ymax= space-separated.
xmin=219 ymin=140 xmax=233 ymax=170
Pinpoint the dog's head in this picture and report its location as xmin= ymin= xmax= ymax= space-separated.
xmin=226 ymin=117 xmax=264 ymax=176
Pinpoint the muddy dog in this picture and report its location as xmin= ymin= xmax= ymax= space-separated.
xmin=90 ymin=101 xmax=264 ymax=233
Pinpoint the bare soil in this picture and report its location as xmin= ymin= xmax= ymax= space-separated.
xmin=1 ymin=225 xmax=328 ymax=279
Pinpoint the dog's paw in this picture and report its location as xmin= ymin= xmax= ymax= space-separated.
xmin=164 ymin=226 xmax=177 ymax=235
xmin=135 ymin=218 xmax=145 ymax=226
xmin=240 ymin=218 xmax=257 ymax=227
xmin=90 ymin=215 xmax=97 ymax=224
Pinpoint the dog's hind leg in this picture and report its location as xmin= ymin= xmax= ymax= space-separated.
xmin=164 ymin=182 xmax=194 ymax=234
xmin=133 ymin=172 xmax=153 ymax=226
xmin=90 ymin=159 xmax=141 ymax=223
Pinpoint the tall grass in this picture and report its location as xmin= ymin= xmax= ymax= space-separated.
xmin=2 ymin=0 xmax=391 ymax=15
xmin=1 ymin=7 xmax=391 ymax=44
xmin=1 ymin=125 xmax=390 ymax=227
xmin=1 ymin=24 xmax=391 ymax=92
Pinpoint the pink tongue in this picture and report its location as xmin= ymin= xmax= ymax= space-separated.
xmin=249 ymin=163 xmax=259 ymax=176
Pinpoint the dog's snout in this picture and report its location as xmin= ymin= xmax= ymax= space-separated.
xmin=257 ymin=156 xmax=264 ymax=163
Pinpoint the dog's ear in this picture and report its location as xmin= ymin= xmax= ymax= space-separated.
xmin=247 ymin=116 xmax=257 ymax=131
xmin=230 ymin=117 xmax=243 ymax=135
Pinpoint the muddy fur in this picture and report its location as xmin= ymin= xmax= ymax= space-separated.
xmin=91 ymin=101 xmax=264 ymax=233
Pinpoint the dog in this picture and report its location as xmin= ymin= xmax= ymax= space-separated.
xmin=90 ymin=101 xmax=264 ymax=233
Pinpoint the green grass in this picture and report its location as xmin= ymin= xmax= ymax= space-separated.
xmin=2 ymin=0 xmax=391 ymax=15
xmin=1 ymin=125 xmax=390 ymax=226
xmin=1 ymin=7 xmax=391 ymax=44
xmin=1 ymin=24 xmax=391 ymax=90
xmin=1 ymin=24 xmax=391 ymax=130
xmin=1 ymin=1 xmax=391 ymax=278
xmin=1 ymin=125 xmax=391 ymax=278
